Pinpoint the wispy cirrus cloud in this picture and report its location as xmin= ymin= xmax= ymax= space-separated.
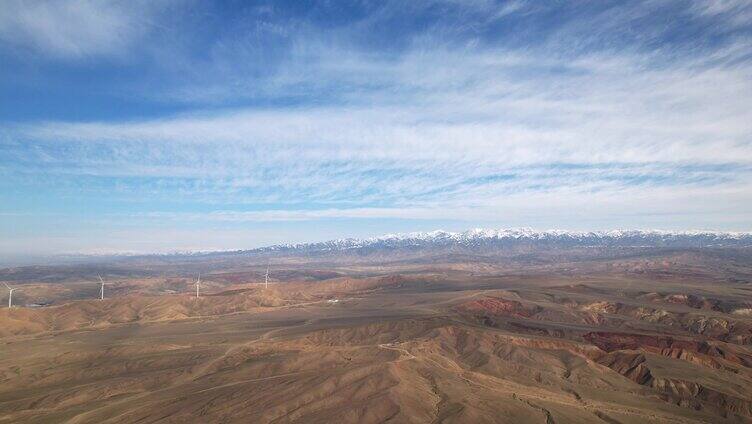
xmin=1 ymin=0 xmax=751 ymax=256
xmin=9 ymin=44 xmax=751 ymax=195
xmin=0 ymin=0 xmax=175 ymax=59
xmin=691 ymin=0 xmax=752 ymax=28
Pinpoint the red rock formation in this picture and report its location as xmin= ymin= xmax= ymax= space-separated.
xmin=458 ymin=297 xmax=541 ymax=318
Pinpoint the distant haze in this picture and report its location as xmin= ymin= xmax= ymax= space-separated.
xmin=2 ymin=227 xmax=750 ymax=268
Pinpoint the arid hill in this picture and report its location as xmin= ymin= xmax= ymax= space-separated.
xmin=2 ymin=250 xmax=752 ymax=422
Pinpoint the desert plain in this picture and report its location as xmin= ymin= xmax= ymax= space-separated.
xmin=1 ymin=248 xmax=752 ymax=423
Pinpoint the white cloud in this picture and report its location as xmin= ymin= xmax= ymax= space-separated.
xmin=2 ymin=0 xmax=752 ymax=257
xmin=15 ymin=44 xmax=752 ymax=169
xmin=6 ymin=39 xmax=751 ymax=223
xmin=0 ymin=0 xmax=168 ymax=59
xmin=130 ymin=182 xmax=752 ymax=225
xmin=691 ymin=0 xmax=752 ymax=28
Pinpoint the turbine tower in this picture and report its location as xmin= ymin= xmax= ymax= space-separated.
xmin=4 ymin=283 xmax=18 ymax=308
xmin=265 ymin=266 xmax=269 ymax=289
xmin=195 ymin=273 xmax=201 ymax=298
xmin=98 ymin=275 xmax=107 ymax=300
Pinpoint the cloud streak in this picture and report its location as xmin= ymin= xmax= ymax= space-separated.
xmin=0 ymin=0 xmax=172 ymax=59
xmin=1 ymin=0 xmax=751 ymax=256
xmin=8 ymin=44 xmax=751 ymax=205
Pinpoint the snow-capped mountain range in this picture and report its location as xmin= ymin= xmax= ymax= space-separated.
xmin=253 ymin=228 xmax=752 ymax=254
xmin=54 ymin=229 xmax=752 ymax=262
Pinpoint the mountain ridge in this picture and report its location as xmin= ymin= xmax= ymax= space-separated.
xmin=256 ymin=228 xmax=752 ymax=254
xmin=50 ymin=228 xmax=752 ymax=261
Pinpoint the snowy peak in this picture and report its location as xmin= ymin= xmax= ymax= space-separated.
xmin=258 ymin=228 xmax=752 ymax=254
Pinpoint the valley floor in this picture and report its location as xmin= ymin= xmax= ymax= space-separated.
xmin=2 ymin=265 xmax=752 ymax=423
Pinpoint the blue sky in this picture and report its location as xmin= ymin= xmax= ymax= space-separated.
xmin=1 ymin=0 xmax=751 ymax=259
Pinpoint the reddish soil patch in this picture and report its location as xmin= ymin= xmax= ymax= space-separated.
xmin=458 ymin=297 xmax=541 ymax=318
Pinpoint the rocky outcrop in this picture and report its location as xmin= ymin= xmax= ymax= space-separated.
xmin=458 ymin=297 xmax=541 ymax=318
xmin=595 ymin=351 xmax=654 ymax=385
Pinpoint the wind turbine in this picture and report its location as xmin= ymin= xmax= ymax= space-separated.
xmin=97 ymin=275 xmax=107 ymax=300
xmin=4 ymin=283 xmax=18 ymax=308
xmin=195 ymin=273 xmax=201 ymax=298
xmin=264 ymin=266 xmax=269 ymax=289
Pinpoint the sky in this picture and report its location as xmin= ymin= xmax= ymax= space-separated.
xmin=1 ymin=0 xmax=751 ymax=260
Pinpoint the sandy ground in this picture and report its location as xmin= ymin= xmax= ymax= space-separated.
xmin=1 ymin=255 xmax=752 ymax=423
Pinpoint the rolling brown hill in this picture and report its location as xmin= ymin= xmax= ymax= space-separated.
xmin=2 ymin=252 xmax=752 ymax=423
